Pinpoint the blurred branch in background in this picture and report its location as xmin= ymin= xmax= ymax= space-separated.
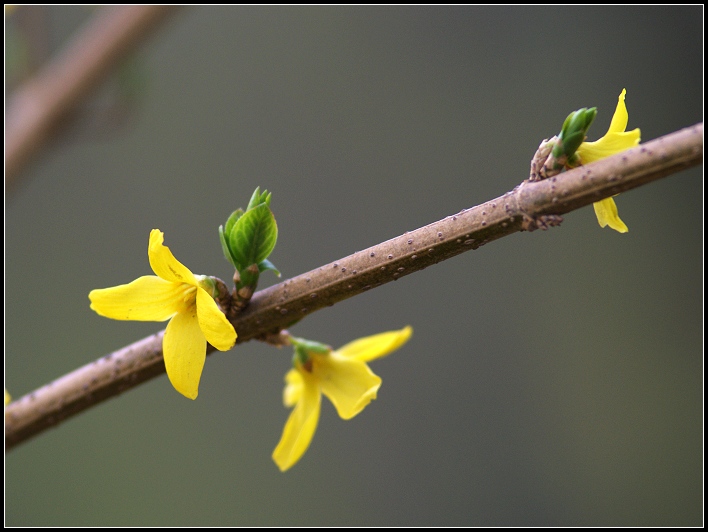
xmin=5 ymin=5 xmax=177 ymax=190
xmin=5 ymin=122 xmax=702 ymax=450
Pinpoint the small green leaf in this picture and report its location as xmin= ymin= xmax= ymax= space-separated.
xmin=258 ymin=259 xmax=281 ymax=277
xmin=229 ymin=203 xmax=278 ymax=267
xmin=246 ymin=187 xmax=272 ymax=211
xmin=556 ymin=107 xmax=597 ymax=159
xmin=224 ymin=208 xmax=244 ymax=237
xmin=219 ymin=225 xmax=239 ymax=268
xmin=246 ymin=187 xmax=262 ymax=211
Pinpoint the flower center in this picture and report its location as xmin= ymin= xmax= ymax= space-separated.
xmin=175 ymin=283 xmax=198 ymax=313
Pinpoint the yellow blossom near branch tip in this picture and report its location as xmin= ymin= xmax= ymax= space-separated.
xmin=576 ymin=88 xmax=641 ymax=233
xmin=272 ymin=326 xmax=413 ymax=472
xmin=89 ymin=229 xmax=236 ymax=399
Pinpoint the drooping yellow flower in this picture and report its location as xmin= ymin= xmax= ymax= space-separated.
xmin=576 ymin=88 xmax=641 ymax=233
xmin=273 ymin=326 xmax=413 ymax=472
xmin=89 ymin=229 xmax=236 ymax=399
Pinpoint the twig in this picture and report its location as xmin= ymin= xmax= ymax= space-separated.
xmin=5 ymin=123 xmax=703 ymax=450
xmin=5 ymin=6 xmax=177 ymax=187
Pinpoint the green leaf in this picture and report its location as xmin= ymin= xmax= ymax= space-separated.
xmin=224 ymin=208 xmax=244 ymax=237
xmin=557 ymin=107 xmax=597 ymax=159
xmin=246 ymin=187 xmax=273 ymax=211
xmin=258 ymin=259 xmax=281 ymax=277
xmin=220 ymin=208 xmax=245 ymax=268
xmin=229 ymin=203 xmax=278 ymax=267
xmin=246 ymin=187 xmax=262 ymax=211
xmin=219 ymin=225 xmax=239 ymax=268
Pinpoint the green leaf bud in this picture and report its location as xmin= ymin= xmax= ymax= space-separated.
xmin=555 ymin=107 xmax=597 ymax=160
xmin=258 ymin=258 xmax=281 ymax=277
xmin=290 ymin=336 xmax=331 ymax=354
xmin=246 ymin=186 xmax=272 ymax=211
xmin=195 ymin=275 xmax=216 ymax=297
xmin=228 ymin=203 xmax=278 ymax=268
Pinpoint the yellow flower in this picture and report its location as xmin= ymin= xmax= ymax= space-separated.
xmin=89 ymin=229 xmax=236 ymax=399
xmin=272 ymin=326 xmax=413 ymax=472
xmin=576 ymin=88 xmax=641 ymax=233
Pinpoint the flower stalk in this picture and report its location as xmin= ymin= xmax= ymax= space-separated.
xmin=4 ymin=123 xmax=702 ymax=451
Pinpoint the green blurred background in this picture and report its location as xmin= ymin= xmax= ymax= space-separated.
xmin=5 ymin=6 xmax=702 ymax=526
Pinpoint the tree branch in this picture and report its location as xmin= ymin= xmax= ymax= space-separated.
xmin=5 ymin=6 xmax=177 ymax=187
xmin=5 ymin=123 xmax=702 ymax=450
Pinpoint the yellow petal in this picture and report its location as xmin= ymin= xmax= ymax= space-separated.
xmin=593 ymin=197 xmax=628 ymax=233
xmin=272 ymin=377 xmax=321 ymax=472
xmin=608 ymin=88 xmax=629 ymax=133
xmin=315 ymin=353 xmax=382 ymax=420
xmin=576 ymin=89 xmax=640 ymax=164
xmin=148 ymin=229 xmax=198 ymax=286
xmin=89 ymin=276 xmax=188 ymax=321
xmin=163 ymin=310 xmax=206 ymax=399
xmin=283 ymin=369 xmax=303 ymax=407
xmin=575 ymin=90 xmax=639 ymax=233
xmin=575 ymin=129 xmax=640 ymax=163
xmin=337 ymin=326 xmax=413 ymax=363
xmin=195 ymin=287 xmax=237 ymax=351
xmin=5 ymin=389 xmax=11 ymax=406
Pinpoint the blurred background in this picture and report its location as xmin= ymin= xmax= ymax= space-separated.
xmin=5 ymin=6 xmax=702 ymax=526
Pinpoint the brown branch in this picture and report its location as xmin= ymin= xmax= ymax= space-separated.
xmin=4 ymin=6 xmax=178 ymax=188
xmin=4 ymin=123 xmax=703 ymax=450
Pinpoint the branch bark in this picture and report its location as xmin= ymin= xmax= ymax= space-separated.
xmin=4 ymin=123 xmax=703 ymax=450
xmin=5 ymin=6 xmax=177 ymax=188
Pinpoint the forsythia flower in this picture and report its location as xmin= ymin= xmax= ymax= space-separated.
xmin=576 ymin=88 xmax=641 ymax=233
xmin=89 ymin=229 xmax=236 ymax=399
xmin=273 ymin=326 xmax=413 ymax=472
